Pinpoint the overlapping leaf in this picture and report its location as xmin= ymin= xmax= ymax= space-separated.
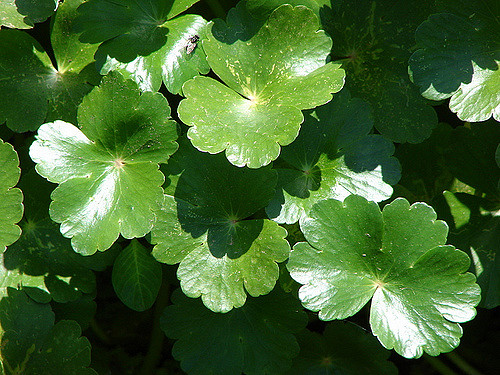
xmin=288 ymin=195 xmax=481 ymax=358
xmin=289 ymin=322 xmax=397 ymax=375
xmin=409 ymin=0 xmax=500 ymax=122
xmin=0 ymin=139 xmax=23 ymax=253
xmin=1 ymin=169 xmax=117 ymax=303
xmin=0 ymin=0 xmax=57 ymax=29
xmin=151 ymin=140 xmax=289 ymax=312
xmin=30 ymin=73 xmax=178 ymax=255
xmin=112 ymin=240 xmax=162 ymax=311
xmin=178 ymin=3 xmax=345 ymax=168
xmin=0 ymin=288 xmax=95 ymax=374
xmin=75 ymin=0 xmax=200 ymax=62
xmin=98 ymin=14 xmax=210 ymax=94
xmin=319 ymin=0 xmax=438 ymax=143
xmin=161 ymin=288 xmax=307 ymax=375
xmin=0 ymin=0 xmax=100 ymax=132
xmin=266 ymin=90 xmax=400 ymax=224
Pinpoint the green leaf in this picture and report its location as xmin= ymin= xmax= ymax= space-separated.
xmin=75 ymin=0 xmax=200 ymax=63
xmin=2 ymin=170 xmax=103 ymax=303
xmin=267 ymin=90 xmax=400 ymax=224
xmin=0 ymin=0 xmax=57 ymax=29
xmin=178 ymin=3 xmax=345 ymax=168
xmin=30 ymin=73 xmax=178 ymax=255
xmin=322 ymin=0 xmax=437 ymax=143
xmin=246 ymin=0 xmax=331 ymax=19
xmin=151 ymin=140 xmax=290 ymax=312
xmin=0 ymin=288 xmax=96 ymax=374
xmin=409 ymin=1 xmax=500 ymax=122
xmin=0 ymin=139 xmax=23 ymax=252
xmin=287 ymin=195 xmax=481 ymax=358
xmin=0 ymin=2 xmax=100 ymax=132
xmin=112 ymin=240 xmax=162 ymax=311
xmin=98 ymin=14 xmax=210 ymax=94
xmin=289 ymin=322 xmax=397 ymax=375
xmin=161 ymin=287 xmax=307 ymax=375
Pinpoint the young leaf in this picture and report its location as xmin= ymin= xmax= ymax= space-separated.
xmin=0 ymin=288 xmax=95 ymax=374
xmin=287 ymin=195 xmax=481 ymax=358
xmin=30 ymin=73 xmax=178 ymax=255
xmin=75 ymin=0 xmax=201 ymax=62
xmin=266 ymin=90 xmax=400 ymax=224
xmin=151 ymin=140 xmax=290 ymax=312
xmin=0 ymin=139 xmax=23 ymax=252
xmin=98 ymin=14 xmax=210 ymax=94
xmin=322 ymin=0 xmax=438 ymax=143
xmin=0 ymin=1 xmax=99 ymax=132
xmin=112 ymin=240 xmax=162 ymax=311
xmin=409 ymin=1 xmax=500 ymax=122
xmin=0 ymin=0 xmax=57 ymax=29
xmin=178 ymin=3 xmax=345 ymax=168
xmin=289 ymin=322 xmax=397 ymax=375
xmin=161 ymin=288 xmax=307 ymax=375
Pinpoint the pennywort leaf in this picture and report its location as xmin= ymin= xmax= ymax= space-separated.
xmin=287 ymin=195 xmax=481 ymax=358
xmin=30 ymin=73 xmax=178 ymax=255
xmin=178 ymin=3 xmax=345 ymax=168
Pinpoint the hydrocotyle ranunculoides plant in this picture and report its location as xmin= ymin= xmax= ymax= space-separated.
xmin=74 ymin=0 xmax=209 ymax=94
xmin=266 ymin=89 xmax=401 ymax=224
xmin=151 ymin=139 xmax=290 ymax=313
xmin=29 ymin=72 xmax=179 ymax=255
xmin=287 ymin=195 xmax=481 ymax=358
xmin=178 ymin=3 xmax=345 ymax=168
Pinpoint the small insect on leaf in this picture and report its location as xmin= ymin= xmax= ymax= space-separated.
xmin=186 ymin=34 xmax=200 ymax=55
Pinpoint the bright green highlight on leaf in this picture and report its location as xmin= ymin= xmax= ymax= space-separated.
xmin=0 ymin=139 xmax=23 ymax=253
xmin=288 ymin=195 xmax=481 ymax=358
xmin=178 ymin=3 xmax=345 ymax=168
xmin=267 ymin=90 xmax=400 ymax=224
xmin=98 ymin=14 xmax=210 ymax=95
xmin=409 ymin=4 xmax=500 ymax=122
xmin=0 ymin=0 xmax=57 ymax=29
xmin=30 ymin=73 xmax=178 ymax=255
xmin=112 ymin=240 xmax=162 ymax=311
xmin=0 ymin=1 xmax=99 ymax=132
xmin=0 ymin=288 xmax=96 ymax=374
xmin=151 ymin=141 xmax=289 ymax=312
xmin=161 ymin=287 xmax=307 ymax=375
xmin=75 ymin=0 xmax=200 ymax=63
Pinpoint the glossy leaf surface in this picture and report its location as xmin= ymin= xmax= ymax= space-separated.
xmin=267 ymin=90 xmax=400 ymax=224
xmin=288 ymin=196 xmax=481 ymax=358
xmin=30 ymin=73 xmax=178 ymax=255
xmin=178 ymin=3 xmax=345 ymax=167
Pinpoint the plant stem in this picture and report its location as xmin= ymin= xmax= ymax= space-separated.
xmin=138 ymin=280 xmax=171 ymax=375
xmin=424 ymin=354 xmax=457 ymax=375
xmin=445 ymin=352 xmax=484 ymax=375
xmin=205 ymin=0 xmax=226 ymax=19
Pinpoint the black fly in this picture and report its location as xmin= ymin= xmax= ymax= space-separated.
xmin=185 ymin=34 xmax=200 ymax=54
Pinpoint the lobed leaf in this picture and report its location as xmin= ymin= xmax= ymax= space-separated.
xmin=0 ymin=139 xmax=23 ymax=252
xmin=151 ymin=140 xmax=290 ymax=312
xmin=287 ymin=195 xmax=481 ymax=358
xmin=267 ymin=90 xmax=400 ymax=224
xmin=30 ymin=73 xmax=178 ymax=255
xmin=409 ymin=0 xmax=500 ymax=122
xmin=0 ymin=0 xmax=57 ymax=29
xmin=178 ymin=3 xmax=345 ymax=168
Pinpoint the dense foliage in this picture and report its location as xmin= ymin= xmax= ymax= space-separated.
xmin=1 ymin=0 xmax=499 ymax=374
